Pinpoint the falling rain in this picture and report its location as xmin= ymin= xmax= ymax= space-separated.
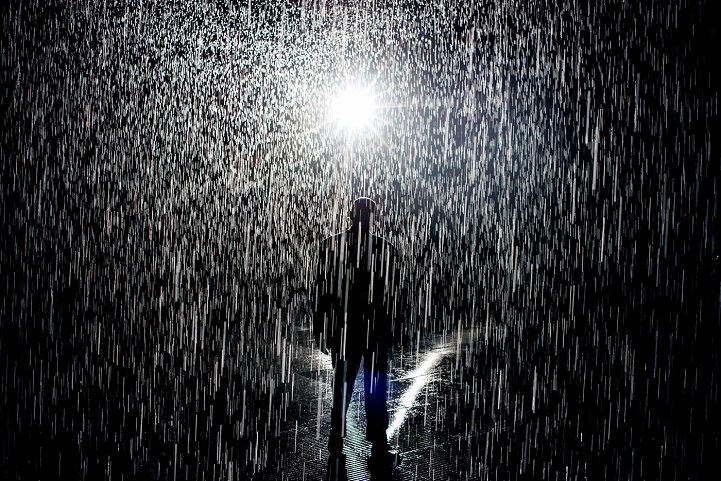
xmin=1 ymin=1 xmax=718 ymax=480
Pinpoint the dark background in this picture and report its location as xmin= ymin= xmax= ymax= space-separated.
xmin=1 ymin=0 xmax=718 ymax=479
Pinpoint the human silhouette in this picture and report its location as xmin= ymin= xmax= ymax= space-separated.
xmin=313 ymin=197 xmax=402 ymax=476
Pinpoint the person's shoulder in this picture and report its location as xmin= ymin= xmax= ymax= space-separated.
xmin=371 ymin=233 xmax=398 ymax=253
xmin=317 ymin=231 xmax=346 ymax=250
xmin=320 ymin=231 xmax=346 ymax=243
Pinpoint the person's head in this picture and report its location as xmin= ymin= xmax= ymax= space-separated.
xmin=349 ymin=197 xmax=377 ymax=233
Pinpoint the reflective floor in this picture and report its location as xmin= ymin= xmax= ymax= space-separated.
xmin=260 ymin=324 xmax=557 ymax=481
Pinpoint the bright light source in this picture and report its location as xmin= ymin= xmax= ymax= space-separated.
xmin=330 ymin=86 xmax=376 ymax=131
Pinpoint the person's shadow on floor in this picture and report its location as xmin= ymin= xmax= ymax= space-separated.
xmin=368 ymin=462 xmax=398 ymax=481
xmin=325 ymin=454 xmax=399 ymax=481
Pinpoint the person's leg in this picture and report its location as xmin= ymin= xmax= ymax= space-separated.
xmin=328 ymin=350 xmax=362 ymax=456
xmin=364 ymin=342 xmax=390 ymax=452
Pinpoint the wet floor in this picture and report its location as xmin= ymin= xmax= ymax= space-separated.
xmin=235 ymin=321 xmax=594 ymax=481
xmin=271 ymin=329 xmax=483 ymax=481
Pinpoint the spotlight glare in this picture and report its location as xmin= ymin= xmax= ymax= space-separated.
xmin=330 ymin=86 xmax=376 ymax=131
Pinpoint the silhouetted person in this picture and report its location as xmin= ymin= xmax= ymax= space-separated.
xmin=313 ymin=197 xmax=402 ymax=476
